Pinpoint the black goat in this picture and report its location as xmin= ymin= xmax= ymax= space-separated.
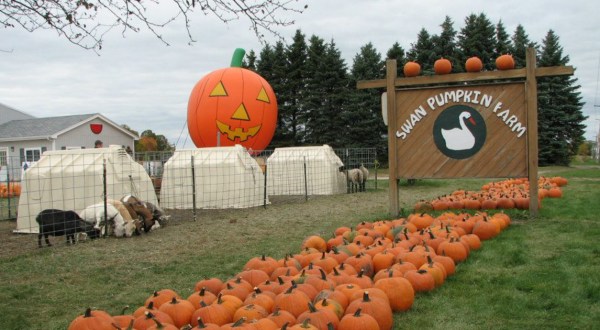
xmin=36 ymin=209 xmax=100 ymax=247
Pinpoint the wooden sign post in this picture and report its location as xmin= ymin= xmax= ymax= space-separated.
xmin=358 ymin=48 xmax=574 ymax=217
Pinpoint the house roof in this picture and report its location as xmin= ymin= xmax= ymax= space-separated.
xmin=0 ymin=113 xmax=139 ymax=141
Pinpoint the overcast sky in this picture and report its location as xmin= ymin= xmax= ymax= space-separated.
xmin=1 ymin=0 xmax=599 ymax=148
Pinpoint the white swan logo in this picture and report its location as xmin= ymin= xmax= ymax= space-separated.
xmin=441 ymin=111 xmax=477 ymax=151
xmin=433 ymin=105 xmax=486 ymax=159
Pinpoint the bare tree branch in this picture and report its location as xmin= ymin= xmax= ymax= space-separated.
xmin=0 ymin=0 xmax=308 ymax=52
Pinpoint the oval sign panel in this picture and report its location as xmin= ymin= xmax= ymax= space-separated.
xmin=433 ymin=105 xmax=486 ymax=159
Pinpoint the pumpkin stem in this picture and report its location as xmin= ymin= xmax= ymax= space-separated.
xmin=362 ymin=291 xmax=371 ymax=302
xmin=120 ymin=305 xmax=129 ymax=315
xmin=353 ymin=308 xmax=363 ymax=317
xmin=232 ymin=317 xmax=247 ymax=327
xmin=230 ymin=48 xmax=246 ymax=68
xmin=84 ymin=307 xmax=93 ymax=318
xmin=196 ymin=317 xmax=207 ymax=328
xmin=307 ymin=301 xmax=317 ymax=313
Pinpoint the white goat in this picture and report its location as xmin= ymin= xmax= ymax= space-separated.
xmin=346 ymin=168 xmax=364 ymax=193
xmin=79 ymin=203 xmax=134 ymax=238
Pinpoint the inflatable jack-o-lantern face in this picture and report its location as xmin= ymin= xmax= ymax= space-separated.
xmin=187 ymin=49 xmax=278 ymax=151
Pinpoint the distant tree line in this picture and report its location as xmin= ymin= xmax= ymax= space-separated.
xmin=244 ymin=13 xmax=586 ymax=166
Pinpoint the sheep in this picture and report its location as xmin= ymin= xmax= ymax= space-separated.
xmin=346 ymin=168 xmax=364 ymax=193
xmin=359 ymin=164 xmax=369 ymax=192
xmin=36 ymin=209 xmax=100 ymax=247
xmin=79 ymin=203 xmax=134 ymax=238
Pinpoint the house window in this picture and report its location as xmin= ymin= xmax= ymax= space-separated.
xmin=24 ymin=148 xmax=42 ymax=162
xmin=0 ymin=148 xmax=7 ymax=167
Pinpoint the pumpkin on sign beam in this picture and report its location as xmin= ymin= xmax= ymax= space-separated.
xmin=187 ymin=48 xmax=278 ymax=151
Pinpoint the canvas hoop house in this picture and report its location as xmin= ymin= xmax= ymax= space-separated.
xmin=160 ymin=145 xmax=266 ymax=209
xmin=267 ymin=145 xmax=346 ymax=196
xmin=15 ymin=145 xmax=158 ymax=234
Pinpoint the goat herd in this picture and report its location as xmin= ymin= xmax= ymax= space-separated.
xmin=35 ymin=195 xmax=170 ymax=248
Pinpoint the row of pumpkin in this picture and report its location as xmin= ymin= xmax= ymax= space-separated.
xmin=0 ymin=183 xmax=21 ymax=198
xmin=68 ymin=209 xmax=512 ymax=330
xmin=415 ymin=176 xmax=568 ymax=212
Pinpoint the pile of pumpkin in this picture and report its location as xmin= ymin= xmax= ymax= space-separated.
xmin=0 ymin=183 xmax=21 ymax=198
xmin=68 ymin=211 xmax=510 ymax=330
xmin=415 ymin=176 xmax=568 ymax=212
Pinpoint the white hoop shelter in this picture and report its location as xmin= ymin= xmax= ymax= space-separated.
xmin=159 ymin=145 xmax=266 ymax=209
xmin=266 ymin=145 xmax=346 ymax=196
xmin=15 ymin=145 xmax=158 ymax=234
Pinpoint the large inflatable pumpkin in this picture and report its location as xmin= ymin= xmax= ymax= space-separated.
xmin=187 ymin=48 xmax=278 ymax=151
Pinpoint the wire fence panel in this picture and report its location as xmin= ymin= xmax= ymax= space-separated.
xmin=1 ymin=145 xmax=378 ymax=254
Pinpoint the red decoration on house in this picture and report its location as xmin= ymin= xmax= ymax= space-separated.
xmin=90 ymin=123 xmax=103 ymax=134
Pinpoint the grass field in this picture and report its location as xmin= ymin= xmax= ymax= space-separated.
xmin=0 ymin=165 xmax=598 ymax=329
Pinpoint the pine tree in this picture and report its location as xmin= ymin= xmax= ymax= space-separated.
xmin=302 ymin=35 xmax=328 ymax=144
xmin=537 ymin=30 xmax=587 ymax=165
xmin=256 ymin=43 xmax=287 ymax=150
xmin=511 ymin=24 xmax=537 ymax=69
xmin=243 ymin=49 xmax=257 ymax=70
xmin=458 ymin=13 xmax=496 ymax=70
xmin=432 ymin=16 xmax=462 ymax=72
xmin=280 ymin=29 xmax=308 ymax=146
xmin=407 ymin=28 xmax=436 ymax=74
xmin=346 ymin=42 xmax=386 ymax=156
xmin=495 ymin=20 xmax=511 ymax=58
xmin=386 ymin=42 xmax=406 ymax=77
xmin=311 ymin=40 xmax=349 ymax=147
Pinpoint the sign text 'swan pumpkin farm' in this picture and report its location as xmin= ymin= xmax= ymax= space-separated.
xmin=395 ymin=83 xmax=527 ymax=178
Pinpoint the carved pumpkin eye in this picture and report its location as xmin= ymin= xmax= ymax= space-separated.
xmin=210 ymin=81 xmax=228 ymax=97
xmin=257 ymin=87 xmax=270 ymax=103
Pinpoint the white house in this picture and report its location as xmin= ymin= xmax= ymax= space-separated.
xmin=0 ymin=102 xmax=138 ymax=181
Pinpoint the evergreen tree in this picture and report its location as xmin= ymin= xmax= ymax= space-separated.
xmin=537 ymin=30 xmax=586 ymax=165
xmin=302 ymin=35 xmax=328 ymax=144
xmin=511 ymin=24 xmax=537 ymax=69
xmin=279 ymin=29 xmax=308 ymax=146
xmin=432 ymin=16 xmax=462 ymax=72
xmin=310 ymin=40 xmax=349 ymax=147
xmin=256 ymin=43 xmax=288 ymax=150
xmin=407 ymin=28 xmax=436 ymax=74
xmin=458 ymin=13 xmax=496 ymax=70
xmin=495 ymin=20 xmax=511 ymax=58
xmin=385 ymin=42 xmax=406 ymax=77
xmin=346 ymin=43 xmax=386 ymax=156
xmin=243 ymin=49 xmax=257 ymax=70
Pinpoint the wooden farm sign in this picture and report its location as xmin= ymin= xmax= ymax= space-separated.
xmin=357 ymin=48 xmax=574 ymax=217
xmin=395 ymin=82 xmax=527 ymax=178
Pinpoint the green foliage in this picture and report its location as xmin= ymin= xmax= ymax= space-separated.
xmin=458 ymin=13 xmax=497 ymax=70
xmin=537 ymin=30 xmax=587 ymax=166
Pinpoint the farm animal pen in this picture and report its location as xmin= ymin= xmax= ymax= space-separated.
xmin=0 ymin=146 xmax=377 ymax=250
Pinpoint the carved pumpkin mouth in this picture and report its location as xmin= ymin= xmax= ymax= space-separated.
xmin=216 ymin=120 xmax=261 ymax=142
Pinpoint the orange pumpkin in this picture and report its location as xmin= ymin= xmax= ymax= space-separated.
xmin=496 ymin=54 xmax=515 ymax=70
xmin=187 ymin=48 xmax=278 ymax=151
xmin=403 ymin=61 xmax=421 ymax=77
xmin=465 ymin=56 xmax=483 ymax=72
xmin=434 ymin=58 xmax=452 ymax=75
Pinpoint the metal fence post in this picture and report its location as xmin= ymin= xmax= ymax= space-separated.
xmin=263 ymin=164 xmax=268 ymax=209
xmin=102 ymin=159 xmax=108 ymax=238
xmin=191 ymin=155 xmax=197 ymax=221
xmin=303 ymin=156 xmax=308 ymax=202
xmin=5 ymin=169 xmax=13 ymax=219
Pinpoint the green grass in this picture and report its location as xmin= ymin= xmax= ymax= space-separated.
xmin=0 ymin=166 xmax=599 ymax=329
